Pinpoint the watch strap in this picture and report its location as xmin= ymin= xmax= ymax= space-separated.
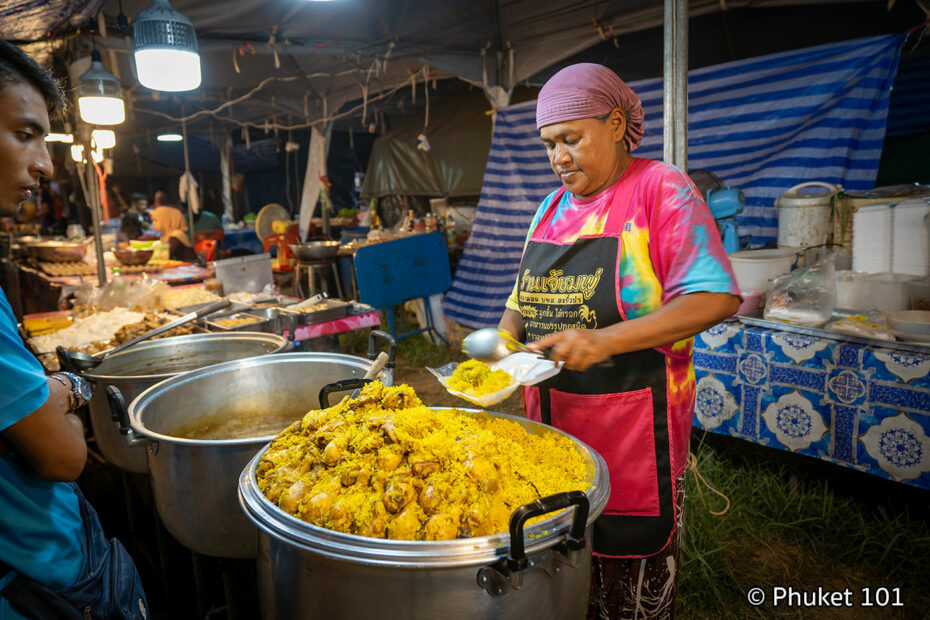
xmin=53 ymin=371 xmax=89 ymax=410
xmin=49 ymin=373 xmax=70 ymax=388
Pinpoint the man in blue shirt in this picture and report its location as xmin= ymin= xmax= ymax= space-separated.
xmin=0 ymin=39 xmax=146 ymax=619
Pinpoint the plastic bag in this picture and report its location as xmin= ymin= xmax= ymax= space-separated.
xmin=825 ymin=313 xmax=896 ymax=341
xmin=764 ymin=255 xmax=836 ymax=326
xmin=72 ymin=275 xmax=173 ymax=315
xmin=427 ymin=353 xmax=563 ymax=408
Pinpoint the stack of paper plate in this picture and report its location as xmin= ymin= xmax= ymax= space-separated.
xmin=891 ymin=199 xmax=930 ymax=276
xmin=852 ymin=204 xmax=893 ymax=272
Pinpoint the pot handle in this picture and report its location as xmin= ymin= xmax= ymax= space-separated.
xmin=318 ymin=378 xmax=371 ymax=409
xmin=368 ymin=329 xmax=397 ymax=369
xmin=105 ymin=386 xmax=153 ymax=448
xmin=477 ymin=490 xmax=589 ymax=596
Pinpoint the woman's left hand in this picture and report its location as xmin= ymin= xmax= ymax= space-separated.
xmin=526 ymin=329 xmax=612 ymax=372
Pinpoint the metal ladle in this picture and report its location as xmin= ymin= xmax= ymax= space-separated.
xmin=462 ymin=327 xmax=613 ymax=367
xmin=61 ymin=299 xmax=231 ymax=372
xmin=462 ymin=328 xmax=546 ymax=362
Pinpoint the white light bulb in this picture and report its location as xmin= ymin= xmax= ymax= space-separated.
xmin=91 ymin=129 xmax=116 ymax=150
xmin=78 ymin=96 xmax=126 ymax=125
xmin=135 ymin=49 xmax=201 ymax=92
xmin=70 ymin=145 xmax=85 ymax=163
xmin=157 ymin=133 xmax=183 ymax=142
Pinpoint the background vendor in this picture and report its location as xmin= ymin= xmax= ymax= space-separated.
xmin=151 ymin=205 xmax=200 ymax=263
xmin=498 ymin=63 xmax=740 ymax=618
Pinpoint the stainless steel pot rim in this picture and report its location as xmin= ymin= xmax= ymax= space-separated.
xmin=238 ymin=411 xmax=610 ymax=568
xmin=84 ymin=332 xmax=289 ymax=382
xmin=128 ymin=352 xmax=391 ymax=446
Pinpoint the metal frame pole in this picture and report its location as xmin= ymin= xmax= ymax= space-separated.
xmin=664 ymin=0 xmax=689 ymax=170
xmin=182 ymin=112 xmax=196 ymax=238
xmin=80 ymin=146 xmax=107 ymax=284
xmin=675 ymin=0 xmax=688 ymax=169
xmin=663 ymin=0 xmax=676 ymax=165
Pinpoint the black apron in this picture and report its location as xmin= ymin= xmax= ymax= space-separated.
xmin=519 ymin=159 xmax=676 ymax=557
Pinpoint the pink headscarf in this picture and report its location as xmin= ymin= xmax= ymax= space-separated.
xmin=536 ymin=63 xmax=645 ymax=152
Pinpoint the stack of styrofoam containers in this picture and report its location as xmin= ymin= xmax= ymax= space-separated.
xmin=891 ymin=199 xmax=930 ymax=276
xmin=852 ymin=204 xmax=893 ymax=272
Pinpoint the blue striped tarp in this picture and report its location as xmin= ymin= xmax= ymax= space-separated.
xmin=443 ymin=34 xmax=903 ymax=329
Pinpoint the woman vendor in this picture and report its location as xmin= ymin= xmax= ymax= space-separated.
xmin=151 ymin=205 xmax=200 ymax=263
xmin=498 ymin=63 xmax=740 ymax=618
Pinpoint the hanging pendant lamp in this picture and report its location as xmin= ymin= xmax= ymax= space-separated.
xmin=77 ymin=50 xmax=125 ymax=125
xmin=133 ymin=0 xmax=201 ymax=92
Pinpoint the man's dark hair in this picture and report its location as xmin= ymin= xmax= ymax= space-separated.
xmin=0 ymin=38 xmax=66 ymax=114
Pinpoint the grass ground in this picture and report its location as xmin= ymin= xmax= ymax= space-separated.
xmin=344 ymin=325 xmax=930 ymax=619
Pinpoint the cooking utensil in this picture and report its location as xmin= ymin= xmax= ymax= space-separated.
xmin=238 ymin=408 xmax=608 ymax=619
xmin=119 ymin=349 xmax=395 ymax=557
xmin=317 ymin=331 xmax=398 ymax=407
xmin=87 ymin=332 xmax=289 ymax=474
xmin=463 ymin=328 xmax=612 ymax=368
xmin=289 ymin=240 xmax=340 ymax=261
xmin=25 ymin=240 xmax=88 ymax=262
xmin=288 ymin=292 xmax=327 ymax=311
xmin=67 ymin=299 xmax=231 ymax=371
xmin=463 ymin=328 xmax=534 ymax=362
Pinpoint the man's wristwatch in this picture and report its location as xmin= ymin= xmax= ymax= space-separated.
xmin=50 ymin=372 xmax=92 ymax=411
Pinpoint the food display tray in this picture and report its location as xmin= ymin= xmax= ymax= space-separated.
xmin=173 ymin=300 xmax=252 ymax=318
xmin=282 ymin=299 xmax=350 ymax=326
xmin=203 ymin=311 xmax=272 ymax=332
xmin=736 ymin=310 xmax=930 ymax=355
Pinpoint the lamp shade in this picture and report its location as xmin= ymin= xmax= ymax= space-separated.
xmin=133 ymin=0 xmax=201 ymax=92
xmin=77 ymin=51 xmax=125 ymax=125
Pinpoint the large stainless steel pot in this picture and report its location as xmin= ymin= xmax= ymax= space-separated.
xmin=125 ymin=337 xmax=396 ymax=559
xmin=84 ymin=332 xmax=289 ymax=473
xmin=238 ymin=410 xmax=610 ymax=620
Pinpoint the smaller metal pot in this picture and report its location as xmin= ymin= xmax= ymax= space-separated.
xmin=289 ymin=240 xmax=340 ymax=261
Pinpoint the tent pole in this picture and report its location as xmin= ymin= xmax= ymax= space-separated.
xmin=663 ymin=0 xmax=688 ymax=170
xmin=675 ymin=0 xmax=688 ymax=169
xmin=182 ymin=112 xmax=196 ymax=238
xmin=81 ymin=149 xmax=107 ymax=285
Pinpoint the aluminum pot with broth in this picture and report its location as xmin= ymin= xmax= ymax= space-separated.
xmin=124 ymin=349 xmax=394 ymax=558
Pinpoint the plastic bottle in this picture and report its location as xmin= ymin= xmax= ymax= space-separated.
xmin=445 ymin=211 xmax=457 ymax=246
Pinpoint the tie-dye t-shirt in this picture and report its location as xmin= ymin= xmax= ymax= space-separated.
xmin=506 ymin=159 xmax=739 ymax=479
xmin=506 ymin=158 xmax=739 ymax=317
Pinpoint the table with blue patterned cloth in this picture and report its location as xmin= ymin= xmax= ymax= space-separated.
xmin=693 ymin=322 xmax=930 ymax=490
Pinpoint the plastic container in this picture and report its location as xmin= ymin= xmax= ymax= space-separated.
xmin=861 ymin=273 xmax=919 ymax=312
xmin=835 ymin=270 xmax=870 ymax=311
xmin=727 ymin=248 xmax=798 ymax=292
xmin=775 ymin=182 xmax=840 ymax=247
xmin=908 ymin=278 xmax=930 ymax=311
